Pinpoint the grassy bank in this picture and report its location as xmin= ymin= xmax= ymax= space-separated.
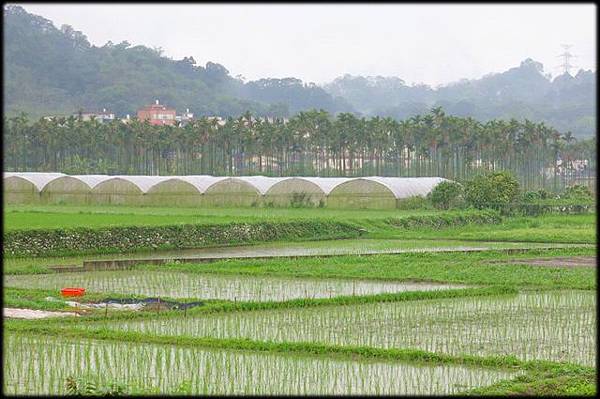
xmin=3 ymin=205 xmax=436 ymax=231
xmin=153 ymin=247 xmax=595 ymax=290
xmin=5 ymin=205 xmax=595 ymax=244
xmin=3 ymin=220 xmax=362 ymax=257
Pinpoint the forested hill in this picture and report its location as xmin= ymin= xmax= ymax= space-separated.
xmin=324 ymin=59 xmax=596 ymax=138
xmin=4 ymin=5 xmax=596 ymax=137
xmin=3 ymin=5 xmax=353 ymax=119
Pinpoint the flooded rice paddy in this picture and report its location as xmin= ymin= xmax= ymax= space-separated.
xmin=91 ymin=291 xmax=596 ymax=366
xmin=4 ymin=270 xmax=467 ymax=301
xmin=3 ymin=334 xmax=521 ymax=395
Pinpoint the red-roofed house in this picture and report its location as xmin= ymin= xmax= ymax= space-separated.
xmin=137 ymin=100 xmax=176 ymax=125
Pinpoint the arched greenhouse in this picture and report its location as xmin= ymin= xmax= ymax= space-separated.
xmin=91 ymin=176 xmax=169 ymax=206
xmin=202 ymin=177 xmax=264 ymax=207
xmin=236 ymin=176 xmax=286 ymax=206
xmin=4 ymin=173 xmax=450 ymax=209
xmin=145 ymin=176 xmax=226 ymax=207
xmin=3 ymin=172 xmax=65 ymax=205
xmin=40 ymin=175 xmax=110 ymax=205
xmin=327 ymin=177 xmax=447 ymax=209
xmin=264 ymin=177 xmax=351 ymax=207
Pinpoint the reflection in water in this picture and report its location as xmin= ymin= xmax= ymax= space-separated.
xmin=5 ymin=271 xmax=467 ymax=301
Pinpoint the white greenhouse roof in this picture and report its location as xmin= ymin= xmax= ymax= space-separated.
xmin=105 ymin=175 xmax=172 ymax=193
xmin=236 ymin=176 xmax=287 ymax=195
xmin=297 ymin=177 xmax=354 ymax=195
xmin=4 ymin=172 xmax=66 ymax=191
xmin=167 ymin=176 xmax=230 ymax=194
xmin=3 ymin=173 xmax=450 ymax=198
xmin=361 ymin=177 xmax=448 ymax=199
xmin=69 ymin=175 xmax=112 ymax=189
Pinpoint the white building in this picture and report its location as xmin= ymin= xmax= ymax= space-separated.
xmin=73 ymin=108 xmax=115 ymax=123
xmin=175 ymin=108 xmax=194 ymax=125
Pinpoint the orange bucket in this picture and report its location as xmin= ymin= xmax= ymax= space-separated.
xmin=60 ymin=288 xmax=86 ymax=297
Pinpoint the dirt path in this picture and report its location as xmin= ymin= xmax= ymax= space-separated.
xmin=3 ymin=308 xmax=80 ymax=319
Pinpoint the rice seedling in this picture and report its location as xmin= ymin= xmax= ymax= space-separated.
xmin=94 ymin=291 xmax=596 ymax=366
xmin=4 ymin=271 xmax=467 ymax=301
xmin=3 ymin=333 xmax=521 ymax=395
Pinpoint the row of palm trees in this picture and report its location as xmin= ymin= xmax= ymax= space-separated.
xmin=4 ymin=107 xmax=596 ymax=191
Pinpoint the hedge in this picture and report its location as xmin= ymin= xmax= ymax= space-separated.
xmin=504 ymin=201 xmax=595 ymax=216
xmin=386 ymin=210 xmax=502 ymax=229
xmin=3 ymin=221 xmax=363 ymax=258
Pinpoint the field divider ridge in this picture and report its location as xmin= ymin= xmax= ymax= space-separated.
xmin=19 ymin=286 xmax=517 ymax=324
xmin=6 ymin=323 xmax=592 ymax=375
xmin=44 ymin=244 xmax=590 ymax=273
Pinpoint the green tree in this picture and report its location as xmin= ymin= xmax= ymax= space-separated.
xmin=427 ymin=181 xmax=464 ymax=210
xmin=464 ymin=171 xmax=520 ymax=210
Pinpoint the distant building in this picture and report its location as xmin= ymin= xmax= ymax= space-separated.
xmin=260 ymin=116 xmax=289 ymax=124
xmin=137 ymin=100 xmax=176 ymax=126
xmin=175 ymin=108 xmax=194 ymax=126
xmin=206 ymin=116 xmax=227 ymax=126
xmin=73 ymin=108 xmax=115 ymax=123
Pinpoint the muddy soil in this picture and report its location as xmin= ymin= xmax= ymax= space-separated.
xmin=492 ymin=256 xmax=596 ymax=268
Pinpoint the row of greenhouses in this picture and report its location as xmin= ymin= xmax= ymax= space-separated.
xmin=3 ymin=172 xmax=448 ymax=209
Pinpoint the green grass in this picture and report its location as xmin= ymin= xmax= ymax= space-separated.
xmin=4 ymin=246 xmax=594 ymax=289
xmin=3 ymin=287 xmax=75 ymax=311
xmin=464 ymin=364 xmax=596 ymax=396
xmin=4 ymin=238 xmax=584 ymax=275
xmin=5 ymin=205 xmax=595 ymax=244
xmin=367 ymin=213 xmax=596 ymax=243
xmin=151 ymin=247 xmax=596 ymax=290
xmin=2 ymin=204 xmax=596 ymax=395
xmin=3 ymin=205 xmax=437 ymax=231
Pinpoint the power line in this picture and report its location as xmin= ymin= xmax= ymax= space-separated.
xmin=557 ymin=44 xmax=577 ymax=75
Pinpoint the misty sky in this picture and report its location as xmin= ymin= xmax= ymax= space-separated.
xmin=16 ymin=3 xmax=597 ymax=86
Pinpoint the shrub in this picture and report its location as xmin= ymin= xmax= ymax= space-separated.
xmin=519 ymin=189 xmax=554 ymax=215
xmin=427 ymin=181 xmax=464 ymax=210
xmin=3 ymin=221 xmax=362 ymax=258
xmin=521 ymin=189 xmax=554 ymax=203
xmin=463 ymin=171 xmax=520 ymax=211
xmin=386 ymin=209 xmax=501 ymax=229
xmin=396 ymin=195 xmax=433 ymax=210
xmin=536 ymin=188 xmax=552 ymax=200
xmin=521 ymin=191 xmax=540 ymax=202
xmin=561 ymin=184 xmax=593 ymax=200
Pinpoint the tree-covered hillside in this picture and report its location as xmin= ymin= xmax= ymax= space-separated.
xmin=3 ymin=5 xmax=595 ymax=137
xmin=324 ymin=59 xmax=596 ymax=137
xmin=3 ymin=5 xmax=352 ymax=119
